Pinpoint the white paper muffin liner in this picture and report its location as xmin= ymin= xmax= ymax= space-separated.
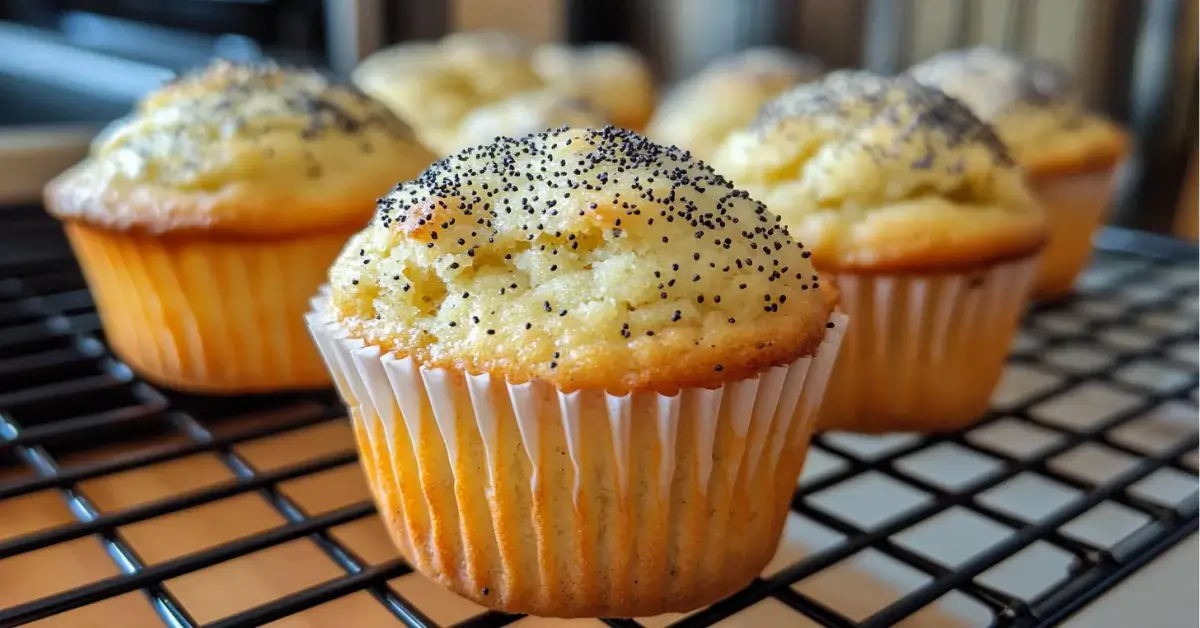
xmin=305 ymin=290 xmax=847 ymax=617
xmin=818 ymin=255 xmax=1039 ymax=434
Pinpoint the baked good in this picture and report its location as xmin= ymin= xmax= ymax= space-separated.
xmin=646 ymin=47 xmax=823 ymax=162
xmin=44 ymin=60 xmax=436 ymax=394
xmin=713 ymin=71 xmax=1046 ymax=433
xmin=451 ymin=90 xmax=608 ymax=151
xmin=441 ymin=29 xmax=532 ymax=58
xmin=306 ymin=127 xmax=847 ymax=616
xmin=908 ymin=47 xmax=1129 ymax=298
xmin=532 ymin=42 xmax=656 ymax=131
xmin=352 ymin=31 xmax=544 ymax=154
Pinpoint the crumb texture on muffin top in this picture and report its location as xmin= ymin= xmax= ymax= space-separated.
xmin=712 ymin=71 xmax=1046 ymax=272
xmin=908 ymin=47 xmax=1127 ymax=176
xmin=329 ymin=127 xmax=835 ymax=392
xmin=646 ymin=47 xmax=823 ymax=162
xmin=451 ymin=90 xmax=608 ymax=153
xmin=45 ymin=61 xmax=435 ymax=237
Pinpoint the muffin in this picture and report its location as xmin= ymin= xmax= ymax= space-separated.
xmin=713 ymin=72 xmax=1046 ymax=433
xmin=532 ymin=42 xmax=656 ymax=131
xmin=646 ymin=47 xmax=823 ymax=162
xmin=306 ymin=127 xmax=847 ymax=616
xmin=44 ymin=61 xmax=436 ymax=394
xmin=908 ymin=47 xmax=1129 ymax=298
xmin=352 ymin=31 xmax=544 ymax=154
xmin=441 ymin=29 xmax=532 ymax=58
xmin=451 ymin=89 xmax=608 ymax=152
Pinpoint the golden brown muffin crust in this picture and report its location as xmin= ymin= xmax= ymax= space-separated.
xmin=712 ymin=71 xmax=1047 ymax=273
xmin=329 ymin=127 xmax=837 ymax=393
xmin=45 ymin=61 xmax=436 ymax=238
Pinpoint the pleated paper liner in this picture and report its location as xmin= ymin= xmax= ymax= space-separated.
xmin=306 ymin=292 xmax=848 ymax=618
xmin=65 ymin=222 xmax=345 ymax=393
xmin=1030 ymin=168 xmax=1118 ymax=299
xmin=818 ymin=255 xmax=1039 ymax=434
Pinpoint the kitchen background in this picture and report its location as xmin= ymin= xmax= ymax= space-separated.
xmin=0 ymin=0 xmax=1196 ymax=239
xmin=0 ymin=2 xmax=1197 ymax=627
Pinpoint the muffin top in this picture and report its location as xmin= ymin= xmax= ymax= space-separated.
xmin=531 ymin=43 xmax=657 ymax=130
xmin=328 ymin=127 xmax=836 ymax=392
xmin=45 ymin=61 xmax=435 ymax=237
xmin=646 ymin=47 xmax=824 ymax=162
xmin=452 ymin=90 xmax=608 ymax=151
xmin=705 ymin=47 xmax=825 ymax=88
xmin=712 ymin=71 xmax=1045 ymax=272
xmin=908 ymin=47 xmax=1127 ymax=176
xmin=352 ymin=32 xmax=544 ymax=154
xmin=441 ymin=29 xmax=532 ymax=59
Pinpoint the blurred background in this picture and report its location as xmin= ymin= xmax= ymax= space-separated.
xmin=0 ymin=0 xmax=1195 ymax=239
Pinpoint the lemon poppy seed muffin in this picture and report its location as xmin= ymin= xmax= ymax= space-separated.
xmin=352 ymin=32 xmax=544 ymax=154
xmin=531 ymin=42 xmax=657 ymax=131
xmin=451 ymin=89 xmax=608 ymax=152
xmin=713 ymin=71 xmax=1046 ymax=433
xmin=330 ymin=126 xmax=835 ymax=390
xmin=308 ymin=127 xmax=847 ymax=616
xmin=715 ymin=70 xmax=1044 ymax=271
xmin=50 ymin=61 xmax=434 ymax=236
xmin=707 ymin=46 xmax=824 ymax=88
xmin=646 ymin=47 xmax=824 ymax=162
xmin=908 ymin=47 xmax=1126 ymax=175
xmin=909 ymin=47 xmax=1129 ymax=297
xmin=45 ymin=60 xmax=436 ymax=393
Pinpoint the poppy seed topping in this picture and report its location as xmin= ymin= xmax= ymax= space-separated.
xmin=329 ymin=126 xmax=835 ymax=390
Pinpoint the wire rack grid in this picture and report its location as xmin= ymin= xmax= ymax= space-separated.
xmin=0 ymin=203 xmax=1196 ymax=628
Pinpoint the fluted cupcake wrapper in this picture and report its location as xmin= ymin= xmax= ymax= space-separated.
xmin=818 ymin=255 xmax=1039 ymax=434
xmin=306 ymin=291 xmax=847 ymax=618
xmin=65 ymin=223 xmax=343 ymax=393
xmin=1031 ymin=168 xmax=1118 ymax=299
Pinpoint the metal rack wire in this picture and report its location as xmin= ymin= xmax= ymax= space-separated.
xmin=0 ymin=203 xmax=1197 ymax=627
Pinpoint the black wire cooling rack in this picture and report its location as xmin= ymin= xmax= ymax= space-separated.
xmin=0 ymin=203 xmax=1197 ymax=628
